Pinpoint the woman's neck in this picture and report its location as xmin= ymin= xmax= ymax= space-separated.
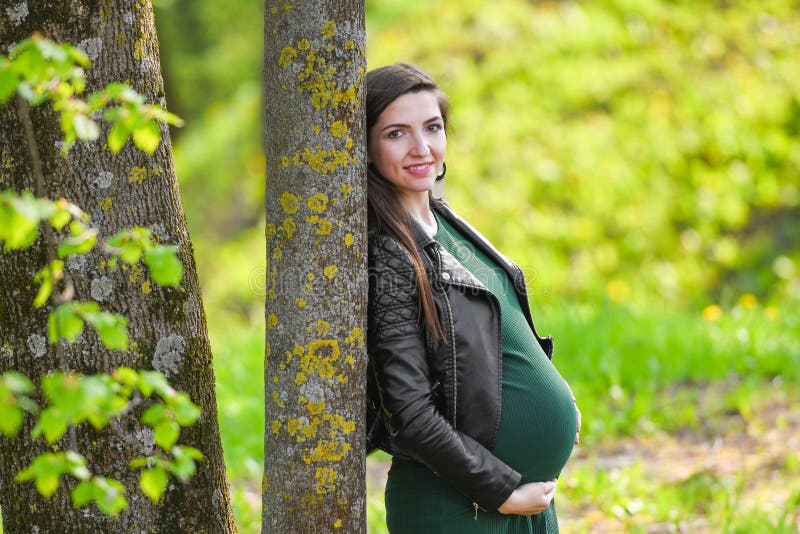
xmin=400 ymin=192 xmax=436 ymax=231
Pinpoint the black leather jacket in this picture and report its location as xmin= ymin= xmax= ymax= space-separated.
xmin=366 ymin=200 xmax=554 ymax=511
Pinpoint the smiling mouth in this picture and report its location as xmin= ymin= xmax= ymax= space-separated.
xmin=405 ymin=162 xmax=434 ymax=172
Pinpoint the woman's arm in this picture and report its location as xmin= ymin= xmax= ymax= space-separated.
xmin=369 ymin=235 xmax=521 ymax=511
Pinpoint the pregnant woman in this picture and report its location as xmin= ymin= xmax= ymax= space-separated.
xmin=366 ymin=63 xmax=581 ymax=533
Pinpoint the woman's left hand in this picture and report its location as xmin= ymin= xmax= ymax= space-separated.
xmin=564 ymin=379 xmax=581 ymax=445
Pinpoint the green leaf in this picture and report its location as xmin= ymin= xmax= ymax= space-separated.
xmin=71 ymin=480 xmax=95 ymax=507
xmin=105 ymin=82 xmax=144 ymax=104
xmin=65 ymin=45 xmax=90 ymax=68
xmin=129 ymin=456 xmax=151 ymax=469
xmin=73 ymin=114 xmax=99 ymax=141
xmin=0 ymin=65 xmax=17 ymax=103
xmin=48 ymin=303 xmax=85 ymax=344
xmin=56 ymin=224 xmax=97 ymax=258
xmin=4 ymin=371 xmax=34 ymax=394
xmin=64 ymin=451 xmax=91 ymax=481
xmin=4 ymin=209 xmax=39 ymax=250
xmin=33 ymin=407 xmax=70 ymax=444
xmin=140 ymin=466 xmax=168 ymax=501
xmin=33 ymin=276 xmax=53 ymax=308
xmin=35 ymin=473 xmax=60 ymax=498
xmin=141 ymin=403 xmax=167 ymax=426
xmin=15 ymin=454 xmax=65 ymax=499
xmin=143 ymin=246 xmax=183 ymax=287
xmin=49 ymin=207 xmax=71 ymax=231
xmin=168 ymin=445 xmax=203 ymax=480
xmin=83 ymin=311 xmax=129 ymax=351
xmin=112 ymin=367 xmax=140 ymax=389
xmin=0 ymin=403 xmax=24 ymax=437
xmin=159 ymin=110 xmax=184 ymax=127
xmin=153 ymin=419 xmax=180 ymax=450
xmin=0 ymin=372 xmax=37 ymax=437
xmin=105 ymin=230 xmax=144 ymax=264
xmin=172 ymin=393 xmax=201 ymax=426
xmin=139 ymin=371 xmax=174 ymax=398
xmin=107 ymin=121 xmax=130 ymax=153
xmin=33 ymin=259 xmax=63 ymax=308
xmin=132 ymin=120 xmax=161 ymax=154
xmin=92 ymin=477 xmax=128 ymax=516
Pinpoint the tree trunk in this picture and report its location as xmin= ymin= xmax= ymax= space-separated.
xmin=0 ymin=1 xmax=236 ymax=532
xmin=262 ymin=2 xmax=367 ymax=532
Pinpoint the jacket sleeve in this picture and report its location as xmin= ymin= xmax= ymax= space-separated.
xmin=368 ymin=234 xmax=521 ymax=511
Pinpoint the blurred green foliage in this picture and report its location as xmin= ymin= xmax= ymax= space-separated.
xmin=148 ymin=3 xmax=800 ymax=530
xmin=153 ymin=0 xmax=800 ymax=323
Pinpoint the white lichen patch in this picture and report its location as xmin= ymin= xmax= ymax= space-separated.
xmin=300 ymin=380 xmax=325 ymax=404
xmin=90 ymin=276 xmax=113 ymax=301
xmin=152 ymin=333 xmax=185 ymax=377
xmin=185 ymin=293 xmax=198 ymax=316
xmin=0 ymin=346 xmax=12 ymax=361
xmin=139 ymin=56 xmax=154 ymax=74
xmin=78 ymin=37 xmax=103 ymax=61
xmin=26 ymin=334 xmax=46 ymax=358
xmin=123 ymin=11 xmax=134 ymax=25
xmin=135 ymin=427 xmax=155 ymax=455
xmin=66 ymin=253 xmax=87 ymax=271
xmin=5 ymin=2 xmax=28 ymax=24
xmin=151 ymin=222 xmax=169 ymax=241
xmin=90 ymin=171 xmax=114 ymax=189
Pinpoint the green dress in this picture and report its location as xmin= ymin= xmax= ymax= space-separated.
xmin=385 ymin=214 xmax=576 ymax=533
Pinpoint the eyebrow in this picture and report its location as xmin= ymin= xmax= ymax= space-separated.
xmin=379 ymin=116 xmax=442 ymax=133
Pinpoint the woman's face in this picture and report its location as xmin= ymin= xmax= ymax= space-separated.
xmin=368 ymin=90 xmax=447 ymax=206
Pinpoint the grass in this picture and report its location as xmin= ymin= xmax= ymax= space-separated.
xmin=2 ymin=299 xmax=795 ymax=531
xmin=210 ymin=298 xmax=800 ymax=532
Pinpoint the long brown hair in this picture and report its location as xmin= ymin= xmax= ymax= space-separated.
xmin=366 ymin=63 xmax=448 ymax=340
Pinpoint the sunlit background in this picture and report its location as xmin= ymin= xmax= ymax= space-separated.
xmin=150 ymin=1 xmax=799 ymax=532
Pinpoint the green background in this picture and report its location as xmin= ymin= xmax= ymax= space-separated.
xmin=151 ymin=1 xmax=800 ymax=532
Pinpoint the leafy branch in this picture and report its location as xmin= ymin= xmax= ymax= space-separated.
xmin=0 ymin=34 xmax=197 ymax=515
xmin=0 ymin=34 xmax=183 ymax=154
xmin=3 ymin=368 xmax=203 ymax=513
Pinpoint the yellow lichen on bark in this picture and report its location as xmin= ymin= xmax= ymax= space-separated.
xmin=280 ymin=218 xmax=296 ymax=238
xmin=99 ymin=197 xmax=113 ymax=211
xmin=323 ymin=265 xmax=338 ymax=279
xmin=316 ymin=320 xmax=330 ymax=335
xmin=330 ymin=120 xmax=348 ymax=138
xmin=314 ymin=467 xmax=338 ymax=495
xmin=307 ymin=193 xmax=329 ymax=212
xmin=321 ymin=21 xmax=337 ymax=39
xmin=278 ymin=46 xmax=298 ymax=67
xmin=303 ymin=440 xmax=350 ymax=465
xmin=128 ymin=165 xmax=148 ymax=184
xmin=344 ymin=326 xmax=365 ymax=347
xmin=280 ymin=191 xmax=301 ymax=214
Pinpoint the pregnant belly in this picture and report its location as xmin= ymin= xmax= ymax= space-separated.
xmin=493 ymin=354 xmax=577 ymax=483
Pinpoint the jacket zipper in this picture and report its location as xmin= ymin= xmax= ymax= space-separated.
xmin=442 ymin=292 xmax=457 ymax=425
xmin=433 ymin=244 xmax=459 ymax=426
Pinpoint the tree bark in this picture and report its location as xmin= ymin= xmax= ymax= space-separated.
xmin=262 ymin=2 xmax=367 ymax=532
xmin=0 ymin=1 xmax=236 ymax=532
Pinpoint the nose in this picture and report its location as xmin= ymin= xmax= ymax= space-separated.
xmin=409 ymin=132 xmax=431 ymax=157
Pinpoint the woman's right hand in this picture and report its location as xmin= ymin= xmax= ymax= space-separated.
xmin=497 ymin=480 xmax=557 ymax=516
